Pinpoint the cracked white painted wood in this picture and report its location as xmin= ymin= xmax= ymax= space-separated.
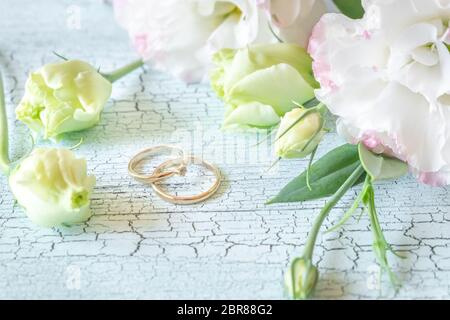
xmin=1 ymin=0 xmax=450 ymax=299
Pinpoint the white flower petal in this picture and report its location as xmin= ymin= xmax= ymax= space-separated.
xmin=223 ymin=101 xmax=280 ymax=129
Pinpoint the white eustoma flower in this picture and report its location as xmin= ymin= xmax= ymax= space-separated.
xmin=9 ymin=148 xmax=96 ymax=227
xmin=263 ymin=0 xmax=328 ymax=46
xmin=309 ymin=0 xmax=450 ymax=186
xmin=113 ymin=0 xmax=326 ymax=82
xmin=16 ymin=60 xmax=112 ymax=140
xmin=211 ymin=43 xmax=317 ymax=130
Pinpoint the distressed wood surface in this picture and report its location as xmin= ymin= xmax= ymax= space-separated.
xmin=1 ymin=0 xmax=450 ymax=299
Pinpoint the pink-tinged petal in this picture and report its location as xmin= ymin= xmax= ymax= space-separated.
xmin=311 ymin=60 xmax=338 ymax=91
xmin=362 ymin=30 xmax=372 ymax=40
xmin=359 ymin=130 xmax=407 ymax=161
xmin=362 ymin=135 xmax=381 ymax=150
xmin=308 ymin=18 xmax=338 ymax=91
xmin=267 ymin=0 xmax=301 ymax=28
xmin=308 ymin=17 xmax=326 ymax=57
xmin=417 ymin=171 xmax=449 ymax=187
xmin=132 ymin=34 xmax=149 ymax=58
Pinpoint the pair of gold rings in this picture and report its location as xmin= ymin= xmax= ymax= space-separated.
xmin=128 ymin=145 xmax=221 ymax=205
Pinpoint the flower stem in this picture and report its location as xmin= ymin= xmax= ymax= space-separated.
xmin=101 ymin=59 xmax=144 ymax=83
xmin=0 ymin=70 xmax=11 ymax=175
xmin=363 ymin=178 xmax=399 ymax=287
xmin=303 ymin=164 xmax=365 ymax=259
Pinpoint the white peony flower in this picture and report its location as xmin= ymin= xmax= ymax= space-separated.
xmin=113 ymin=0 xmax=326 ymax=83
xmin=309 ymin=0 xmax=450 ymax=186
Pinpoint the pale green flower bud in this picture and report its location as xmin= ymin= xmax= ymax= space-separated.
xmin=211 ymin=43 xmax=318 ymax=131
xmin=9 ymin=148 xmax=96 ymax=227
xmin=16 ymin=60 xmax=112 ymax=140
xmin=275 ymin=107 xmax=324 ymax=159
xmin=285 ymin=257 xmax=319 ymax=300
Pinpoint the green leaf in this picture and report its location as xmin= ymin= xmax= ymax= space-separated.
xmin=358 ymin=143 xmax=408 ymax=181
xmin=333 ymin=0 xmax=364 ymax=19
xmin=267 ymin=144 xmax=365 ymax=204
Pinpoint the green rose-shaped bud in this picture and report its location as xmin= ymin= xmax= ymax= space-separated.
xmin=285 ymin=257 xmax=319 ymax=300
xmin=211 ymin=43 xmax=318 ymax=131
xmin=9 ymin=148 xmax=96 ymax=227
xmin=275 ymin=107 xmax=325 ymax=159
xmin=16 ymin=60 xmax=112 ymax=140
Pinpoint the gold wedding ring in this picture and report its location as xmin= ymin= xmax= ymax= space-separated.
xmin=128 ymin=145 xmax=185 ymax=183
xmin=128 ymin=146 xmax=221 ymax=205
xmin=152 ymin=156 xmax=221 ymax=205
